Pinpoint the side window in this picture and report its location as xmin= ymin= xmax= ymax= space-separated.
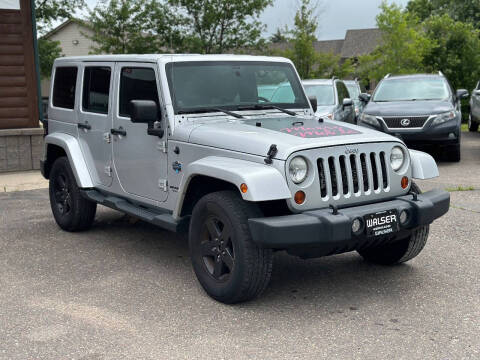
xmin=335 ymin=82 xmax=345 ymax=104
xmin=119 ymin=67 xmax=159 ymax=118
xmin=52 ymin=67 xmax=78 ymax=109
xmin=82 ymin=67 xmax=111 ymax=114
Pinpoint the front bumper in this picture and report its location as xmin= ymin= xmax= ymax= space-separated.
xmin=249 ymin=190 xmax=449 ymax=252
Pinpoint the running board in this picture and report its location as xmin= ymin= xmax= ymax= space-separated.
xmin=81 ymin=189 xmax=188 ymax=233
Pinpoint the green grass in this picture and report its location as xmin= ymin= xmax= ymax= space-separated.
xmin=461 ymin=123 xmax=469 ymax=132
xmin=445 ymin=185 xmax=475 ymax=192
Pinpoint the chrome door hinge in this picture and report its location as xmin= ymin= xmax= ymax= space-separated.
xmin=158 ymin=179 xmax=168 ymax=191
xmin=157 ymin=141 xmax=167 ymax=153
xmin=104 ymin=165 xmax=112 ymax=177
xmin=103 ymin=132 xmax=112 ymax=144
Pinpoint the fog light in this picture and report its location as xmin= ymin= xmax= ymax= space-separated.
xmin=400 ymin=210 xmax=409 ymax=225
xmin=352 ymin=218 xmax=363 ymax=234
xmin=294 ymin=191 xmax=306 ymax=204
xmin=401 ymin=176 xmax=409 ymax=189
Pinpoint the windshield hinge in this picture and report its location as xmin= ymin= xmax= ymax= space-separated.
xmin=264 ymin=144 xmax=278 ymax=165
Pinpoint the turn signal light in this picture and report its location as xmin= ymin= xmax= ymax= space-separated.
xmin=240 ymin=183 xmax=248 ymax=193
xmin=294 ymin=191 xmax=306 ymax=204
xmin=401 ymin=176 xmax=409 ymax=189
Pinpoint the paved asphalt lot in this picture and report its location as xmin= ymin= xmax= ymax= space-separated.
xmin=1 ymin=133 xmax=479 ymax=359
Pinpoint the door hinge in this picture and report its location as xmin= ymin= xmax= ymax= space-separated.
xmin=157 ymin=141 xmax=167 ymax=153
xmin=103 ymin=132 xmax=111 ymax=144
xmin=158 ymin=179 xmax=168 ymax=191
xmin=104 ymin=165 xmax=112 ymax=177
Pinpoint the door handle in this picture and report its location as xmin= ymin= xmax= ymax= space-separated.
xmin=78 ymin=122 xmax=91 ymax=130
xmin=111 ymin=127 xmax=127 ymax=136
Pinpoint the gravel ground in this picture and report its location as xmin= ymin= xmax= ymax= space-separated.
xmin=0 ymin=132 xmax=479 ymax=359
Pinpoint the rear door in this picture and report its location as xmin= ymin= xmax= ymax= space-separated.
xmin=77 ymin=63 xmax=114 ymax=187
xmin=472 ymin=81 xmax=480 ymax=120
xmin=111 ymin=62 xmax=168 ymax=202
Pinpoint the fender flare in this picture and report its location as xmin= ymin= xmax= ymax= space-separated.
xmin=44 ymin=133 xmax=95 ymax=188
xmin=409 ymin=149 xmax=439 ymax=180
xmin=174 ymin=156 xmax=291 ymax=217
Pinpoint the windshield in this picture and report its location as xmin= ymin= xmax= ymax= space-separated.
xmin=373 ymin=78 xmax=450 ymax=102
xmin=304 ymin=84 xmax=335 ymax=106
xmin=165 ymin=61 xmax=309 ymax=114
xmin=345 ymin=84 xmax=360 ymax=101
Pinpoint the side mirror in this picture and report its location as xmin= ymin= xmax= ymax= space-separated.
xmin=456 ymin=89 xmax=469 ymax=99
xmin=308 ymin=96 xmax=317 ymax=113
xmin=343 ymin=98 xmax=353 ymax=109
xmin=359 ymin=93 xmax=371 ymax=103
xmin=474 ymin=90 xmax=480 ymax=96
xmin=129 ymin=100 xmax=164 ymax=137
xmin=130 ymin=100 xmax=158 ymax=123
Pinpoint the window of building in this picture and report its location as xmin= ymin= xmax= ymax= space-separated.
xmin=52 ymin=67 xmax=78 ymax=109
xmin=82 ymin=67 xmax=111 ymax=114
xmin=119 ymin=67 xmax=159 ymax=118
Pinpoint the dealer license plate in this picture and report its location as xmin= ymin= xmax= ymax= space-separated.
xmin=364 ymin=209 xmax=399 ymax=237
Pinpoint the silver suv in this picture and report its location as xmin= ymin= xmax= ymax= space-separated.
xmin=41 ymin=55 xmax=449 ymax=303
xmin=303 ymin=78 xmax=356 ymax=123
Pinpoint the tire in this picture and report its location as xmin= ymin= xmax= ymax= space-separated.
xmin=445 ymin=141 xmax=461 ymax=162
xmin=188 ymin=191 xmax=273 ymax=303
xmin=357 ymin=183 xmax=429 ymax=265
xmin=49 ymin=156 xmax=97 ymax=232
xmin=468 ymin=113 xmax=478 ymax=132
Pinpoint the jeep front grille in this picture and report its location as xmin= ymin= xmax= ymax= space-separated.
xmin=317 ymin=152 xmax=389 ymax=199
xmin=382 ymin=115 xmax=430 ymax=129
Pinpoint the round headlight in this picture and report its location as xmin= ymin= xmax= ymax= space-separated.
xmin=390 ymin=146 xmax=405 ymax=172
xmin=289 ymin=156 xmax=308 ymax=184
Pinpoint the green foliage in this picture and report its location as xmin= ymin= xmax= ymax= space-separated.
xmin=270 ymin=27 xmax=288 ymax=44
xmin=35 ymin=0 xmax=85 ymax=33
xmin=407 ymin=0 xmax=480 ymax=29
xmin=38 ymin=39 xmax=62 ymax=78
xmin=360 ymin=2 xmax=433 ymax=80
xmin=422 ymin=14 xmax=480 ymax=91
xmin=170 ymin=0 xmax=272 ymax=54
xmin=87 ymin=0 xmax=175 ymax=54
xmin=315 ymin=53 xmax=355 ymax=79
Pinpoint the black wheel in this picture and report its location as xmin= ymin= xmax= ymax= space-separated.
xmin=468 ymin=114 xmax=478 ymax=132
xmin=49 ymin=157 xmax=97 ymax=232
xmin=445 ymin=141 xmax=461 ymax=162
xmin=189 ymin=191 xmax=273 ymax=303
xmin=357 ymin=183 xmax=429 ymax=265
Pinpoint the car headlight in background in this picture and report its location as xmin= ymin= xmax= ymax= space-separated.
xmin=289 ymin=156 xmax=308 ymax=184
xmin=390 ymin=146 xmax=405 ymax=172
xmin=432 ymin=111 xmax=456 ymax=126
xmin=360 ymin=113 xmax=380 ymax=127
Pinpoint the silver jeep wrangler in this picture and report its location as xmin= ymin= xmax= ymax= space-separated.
xmin=41 ymin=55 xmax=450 ymax=303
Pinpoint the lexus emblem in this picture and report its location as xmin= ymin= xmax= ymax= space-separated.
xmin=400 ymin=118 xmax=411 ymax=127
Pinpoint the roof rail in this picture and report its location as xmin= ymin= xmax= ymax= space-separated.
xmin=332 ymin=76 xmax=338 ymax=81
xmin=384 ymin=73 xmax=391 ymax=79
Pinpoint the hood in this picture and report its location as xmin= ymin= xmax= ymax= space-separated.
xmin=315 ymin=105 xmax=335 ymax=116
xmin=364 ymin=100 xmax=453 ymax=117
xmin=182 ymin=115 xmax=401 ymax=160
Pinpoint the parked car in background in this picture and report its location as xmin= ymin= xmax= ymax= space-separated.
xmin=344 ymin=78 xmax=365 ymax=121
xmin=468 ymin=81 xmax=480 ymax=132
xmin=357 ymin=73 xmax=469 ymax=162
xmin=302 ymin=78 xmax=355 ymax=123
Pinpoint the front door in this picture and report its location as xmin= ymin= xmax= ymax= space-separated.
xmin=111 ymin=62 xmax=168 ymax=202
xmin=77 ymin=63 xmax=114 ymax=187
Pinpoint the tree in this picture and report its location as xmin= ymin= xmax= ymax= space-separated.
xmin=87 ymin=0 xmax=175 ymax=54
xmin=270 ymin=27 xmax=288 ymax=43
xmin=315 ymin=53 xmax=354 ymax=79
xmin=282 ymin=0 xmax=320 ymax=79
xmin=422 ymin=15 xmax=480 ymax=91
xmin=359 ymin=2 xmax=433 ymax=81
xmin=407 ymin=0 xmax=480 ymax=29
xmin=35 ymin=0 xmax=85 ymax=79
xmin=170 ymin=0 xmax=272 ymax=54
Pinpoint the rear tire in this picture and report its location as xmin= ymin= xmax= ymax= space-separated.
xmin=357 ymin=183 xmax=429 ymax=265
xmin=468 ymin=114 xmax=478 ymax=132
xmin=49 ymin=157 xmax=97 ymax=232
xmin=189 ymin=191 xmax=273 ymax=303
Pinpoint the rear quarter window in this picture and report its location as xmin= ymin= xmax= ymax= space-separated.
xmin=52 ymin=67 xmax=78 ymax=109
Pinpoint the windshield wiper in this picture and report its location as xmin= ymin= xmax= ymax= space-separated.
xmin=236 ymin=103 xmax=297 ymax=116
xmin=177 ymin=107 xmax=243 ymax=119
